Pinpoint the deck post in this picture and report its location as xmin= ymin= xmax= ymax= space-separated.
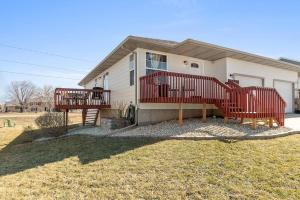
xmin=178 ymin=103 xmax=183 ymax=125
xmin=65 ymin=109 xmax=69 ymax=132
xmin=252 ymin=118 xmax=257 ymax=130
xmin=82 ymin=109 xmax=87 ymax=126
xmin=268 ymin=118 xmax=273 ymax=128
xmin=240 ymin=117 xmax=244 ymax=124
xmin=202 ymin=103 xmax=207 ymax=122
xmin=63 ymin=110 xmax=66 ymax=127
xmin=224 ymin=116 xmax=228 ymax=123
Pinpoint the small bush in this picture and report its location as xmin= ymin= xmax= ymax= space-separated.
xmin=35 ymin=112 xmax=66 ymax=137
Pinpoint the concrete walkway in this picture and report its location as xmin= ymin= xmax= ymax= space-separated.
xmin=285 ymin=114 xmax=300 ymax=131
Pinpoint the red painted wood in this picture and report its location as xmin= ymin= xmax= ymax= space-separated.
xmin=54 ymin=88 xmax=111 ymax=110
xmin=139 ymin=71 xmax=286 ymax=126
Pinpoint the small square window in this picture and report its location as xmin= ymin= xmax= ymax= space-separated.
xmin=191 ymin=63 xmax=199 ymax=68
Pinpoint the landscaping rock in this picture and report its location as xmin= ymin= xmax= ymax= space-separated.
xmin=112 ymin=118 xmax=292 ymax=138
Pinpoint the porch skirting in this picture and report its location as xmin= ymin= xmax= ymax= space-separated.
xmin=137 ymin=108 xmax=221 ymax=125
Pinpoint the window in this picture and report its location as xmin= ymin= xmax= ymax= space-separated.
xmin=103 ymin=73 xmax=109 ymax=90
xmin=191 ymin=63 xmax=199 ymax=68
xmin=146 ymin=52 xmax=167 ymax=75
xmin=130 ymin=70 xmax=134 ymax=86
xmin=129 ymin=54 xmax=134 ymax=70
xmin=129 ymin=54 xmax=135 ymax=86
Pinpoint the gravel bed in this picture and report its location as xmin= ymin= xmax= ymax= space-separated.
xmin=111 ymin=118 xmax=292 ymax=138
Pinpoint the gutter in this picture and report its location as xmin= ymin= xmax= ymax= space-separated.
xmin=134 ymin=50 xmax=139 ymax=125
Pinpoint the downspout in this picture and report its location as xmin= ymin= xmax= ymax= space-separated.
xmin=134 ymin=51 xmax=139 ymax=125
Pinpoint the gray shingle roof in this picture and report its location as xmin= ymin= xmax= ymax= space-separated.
xmin=279 ymin=58 xmax=300 ymax=66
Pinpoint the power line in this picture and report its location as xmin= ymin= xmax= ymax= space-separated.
xmin=0 ymin=42 xmax=96 ymax=63
xmin=0 ymin=70 xmax=81 ymax=80
xmin=0 ymin=58 xmax=88 ymax=73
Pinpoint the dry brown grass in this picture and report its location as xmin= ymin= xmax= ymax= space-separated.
xmin=0 ymin=112 xmax=81 ymax=149
xmin=0 ymin=113 xmax=299 ymax=199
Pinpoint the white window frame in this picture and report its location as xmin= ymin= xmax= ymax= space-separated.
xmin=129 ymin=53 xmax=135 ymax=86
xmin=129 ymin=53 xmax=135 ymax=71
xmin=145 ymin=52 xmax=168 ymax=75
xmin=190 ymin=60 xmax=204 ymax=74
xmin=103 ymin=73 xmax=109 ymax=90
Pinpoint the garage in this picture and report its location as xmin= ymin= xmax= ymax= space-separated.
xmin=234 ymin=74 xmax=263 ymax=87
xmin=274 ymin=80 xmax=294 ymax=113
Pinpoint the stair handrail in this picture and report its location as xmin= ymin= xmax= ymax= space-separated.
xmin=226 ymin=79 xmax=241 ymax=89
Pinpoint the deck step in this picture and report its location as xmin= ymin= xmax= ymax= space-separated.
xmin=83 ymin=109 xmax=100 ymax=126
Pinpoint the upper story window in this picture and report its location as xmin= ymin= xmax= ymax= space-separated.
xmin=129 ymin=53 xmax=135 ymax=86
xmin=129 ymin=54 xmax=134 ymax=70
xmin=191 ymin=63 xmax=199 ymax=68
xmin=146 ymin=52 xmax=167 ymax=75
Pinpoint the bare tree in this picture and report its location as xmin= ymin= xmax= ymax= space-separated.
xmin=8 ymin=81 xmax=36 ymax=112
xmin=36 ymin=85 xmax=54 ymax=111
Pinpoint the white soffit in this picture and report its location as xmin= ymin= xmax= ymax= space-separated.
xmin=79 ymin=36 xmax=300 ymax=85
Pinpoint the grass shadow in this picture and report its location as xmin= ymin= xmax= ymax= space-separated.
xmin=0 ymin=128 xmax=159 ymax=177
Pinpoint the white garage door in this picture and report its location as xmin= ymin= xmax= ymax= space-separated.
xmin=274 ymin=81 xmax=293 ymax=113
xmin=235 ymin=75 xmax=263 ymax=87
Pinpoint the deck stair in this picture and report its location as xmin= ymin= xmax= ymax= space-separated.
xmin=83 ymin=109 xmax=99 ymax=126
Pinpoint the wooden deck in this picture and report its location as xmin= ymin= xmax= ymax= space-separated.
xmin=54 ymin=88 xmax=111 ymax=110
xmin=140 ymin=71 xmax=286 ymax=127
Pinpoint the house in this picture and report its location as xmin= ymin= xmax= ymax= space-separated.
xmin=27 ymin=97 xmax=53 ymax=112
xmin=2 ymin=101 xmax=22 ymax=112
xmin=2 ymin=98 xmax=53 ymax=113
xmin=55 ymin=36 xmax=300 ymax=128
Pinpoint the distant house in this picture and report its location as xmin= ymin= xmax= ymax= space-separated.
xmin=27 ymin=97 xmax=53 ymax=112
xmin=55 ymin=36 xmax=300 ymax=127
xmin=2 ymin=98 xmax=53 ymax=113
xmin=3 ymin=101 xmax=22 ymax=112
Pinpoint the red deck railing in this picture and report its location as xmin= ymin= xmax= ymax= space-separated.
xmin=54 ymin=88 xmax=111 ymax=110
xmin=140 ymin=71 xmax=286 ymax=126
xmin=228 ymin=87 xmax=286 ymax=126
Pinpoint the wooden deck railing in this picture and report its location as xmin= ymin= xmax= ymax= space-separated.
xmin=228 ymin=87 xmax=286 ymax=126
xmin=140 ymin=71 xmax=229 ymax=104
xmin=225 ymin=79 xmax=241 ymax=89
xmin=54 ymin=88 xmax=111 ymax=110
xmin=140 ymin=71 xmax=286 ymax=126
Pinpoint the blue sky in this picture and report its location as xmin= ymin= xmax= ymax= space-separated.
xmin=0 ymin=0 xmax=300 ymax=102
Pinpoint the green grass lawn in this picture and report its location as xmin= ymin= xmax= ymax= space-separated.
xmin=0 ymin=133 xmax=299 ymax=199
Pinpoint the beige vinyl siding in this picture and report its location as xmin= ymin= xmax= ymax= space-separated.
xmin=226 ymin=57 xmax=298 ymax=112
xmin=84 ymin=54 xmax=135 ymax=109
xmin=136 ymin=48 xmax=218 ymax=110
xmin=226 ymin=58 xmax=298 ymax=88
xmin=207 ymin=58 xmax=227 ymax=82
xmin=137 ymin=48 xmax=212 ymax=77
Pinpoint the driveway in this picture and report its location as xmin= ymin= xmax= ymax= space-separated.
xmin=285 ymin=114 xmax=300 ymax=131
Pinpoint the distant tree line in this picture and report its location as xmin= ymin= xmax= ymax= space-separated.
xmin=7 ymin=80 xmax=55 ymax=112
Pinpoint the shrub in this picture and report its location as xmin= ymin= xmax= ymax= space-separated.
xmin=35 ymin=112 xmax=66 ymax=137
xmin=112 ymin=101 xmax=127 ymax=118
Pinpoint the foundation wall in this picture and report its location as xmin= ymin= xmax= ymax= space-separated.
xmin=137 ymin=108 xmax=215 ymax=125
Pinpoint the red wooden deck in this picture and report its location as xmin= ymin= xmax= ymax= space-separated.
xmin=140 ymin=71 xmax=286 ymax=126
xmin=54 ymin=88 xmax=111 ymax=110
